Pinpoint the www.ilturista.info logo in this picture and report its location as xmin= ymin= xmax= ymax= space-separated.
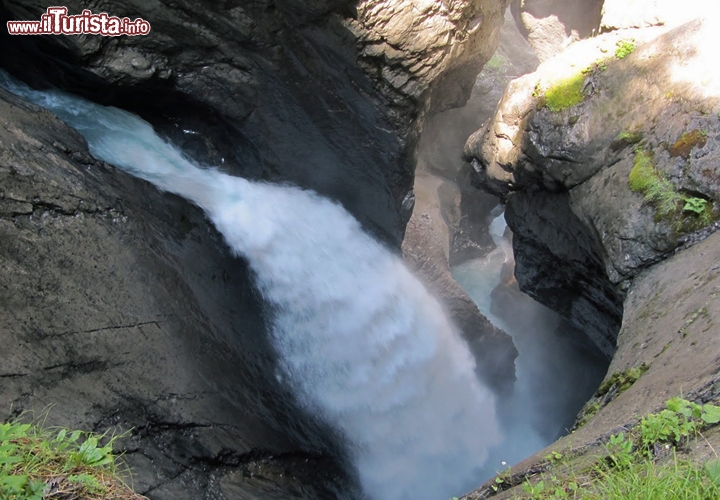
xmin=7 ymin=7 xmax=151 ymax=36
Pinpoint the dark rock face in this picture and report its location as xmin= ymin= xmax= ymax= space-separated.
xmin=505 ymin=191 xmax=621 ymax=357
xmin=463 ymin=17 xmax=720 ymax=356
xmin=0 ymin=0 xmax=410 ymax=245
xmin=0 ymin=89 xmax=353 ymax=499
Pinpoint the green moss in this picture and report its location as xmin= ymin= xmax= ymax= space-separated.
xmin=573 ymin=364 xmax=650 ymax=430
xmin=615 ymin=39 xmax=636 ymax=59
xmin=574 ymin=401 xmax=601 ymax=429
xmin=613 ymin=130 xmax=644 ymax=151
xmin=598 ymin=363 xmax=650 ymax=397
xmin=668 ymin=129 xmax=708 ymax=159
xmin=544 ymin=73 xmax=586 ymax=112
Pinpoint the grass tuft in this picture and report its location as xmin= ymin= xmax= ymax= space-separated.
xmin=0 ymin=418 xmax=145 ymax=500
xmin=616 ymin=130 xmax=643 ymax=145
xmin=521 ymin=397 xmax=720 ymax=499
xmin=628 ymin=148 xmax=716 ymax=230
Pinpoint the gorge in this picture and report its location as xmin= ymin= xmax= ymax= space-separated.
xmin=2 ymin=1 xmax=720 ymax=499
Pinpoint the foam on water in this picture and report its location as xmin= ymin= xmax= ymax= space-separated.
xmin=1 ymin=72 xmax=502 ymax=500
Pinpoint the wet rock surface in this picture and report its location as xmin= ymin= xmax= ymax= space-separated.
xmin=1 ymin=0 xmax=407 ymax=245
xmin=1 ymin=0 xmax=511 ymax=247
xmin=401 ymin=175 xmax=518 ymax=394
xmin=401 ymin=9 xmax=541 ymax=394
xmin=469 ymin=226 xmax=720 ymax=500
xmin=0 ymin=89 xmax=353 ymax=500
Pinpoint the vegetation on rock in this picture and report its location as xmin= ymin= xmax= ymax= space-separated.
xmin=614 ymin=39 xmax=636 ymax=60
xmin=535 ymin=39 xmax=639 ymax=114
xmin=543 ymin=74 xmax=586 ymax=112
xmin=574 ymin=364 xmax=649 ymax=430
xmin=485 ymin=54 xmax=509 ymax=72
xmin=669 ymin=129 xmax=708 ymax=159
xmin=628 ymin=148 xmax=715 ymax=230
xmin=518 ymin=398 xmax=720 ymax=499
xmin=615 ymin=130 xmax=643 ymax=146
xmin=597 ymin=363 xmax=650 ymax=397
xmin=0 ymin=418 xmax=143 ymax=500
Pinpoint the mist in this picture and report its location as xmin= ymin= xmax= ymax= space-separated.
xmin=1 ymin=70 xmax=506 ymax=500
xmin=453 ymin=211 xmax=608 ymax=475
xmin=414 ymin=8 xmax=609 ymax=479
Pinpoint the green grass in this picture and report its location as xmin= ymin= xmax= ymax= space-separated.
xmin=0 ymin=419 xmax=143 ymax=500
xmin=544 ymin=73 xmax=586 ymax=112
xmin=594 ymin=456 xmax=718 ymax=499
xmin=522 ymin=457 xmax=720 ymax=499
xmin=628 ymin=148 xmax=681 ymax=218
xmin=616 ymin=130 xmax=643 ymax=145
xmin=628 ymin=148 xmax=715 ymax=230
xmin=519 ymin=398 xmax=720 ymax=499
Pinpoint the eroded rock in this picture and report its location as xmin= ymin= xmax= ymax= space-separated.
xmin=352 ymin=0 xmax=511 ymax=116
xmin=464 ymin=17 xmax=720 ymax=354
xmin=0 ymin=88 xmax=352 ymax=500
xmin=510 ymin=0 xmax=603 ymax=62
xmin=401 ymin=10 xmax=543 ymax=392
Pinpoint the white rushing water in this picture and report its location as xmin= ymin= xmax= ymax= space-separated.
xmin=1 ymin=72 xmax=502 ymax=500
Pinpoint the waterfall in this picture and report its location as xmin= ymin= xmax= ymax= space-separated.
xmin=1 ymin=72 xmax=502 ymax=500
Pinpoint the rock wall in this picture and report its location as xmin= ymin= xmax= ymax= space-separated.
xmin=0 ymin=89 xmax=352 ymax=499
xmin=351 ymin=0 xmax=510 ymax=119
xmin=460 ymin=13 xmax=720 ymax=499
xmin=464 ymin=16 xmax=720 ymax=355
xmin=510 ymin=0 xmax=603 ymax=62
